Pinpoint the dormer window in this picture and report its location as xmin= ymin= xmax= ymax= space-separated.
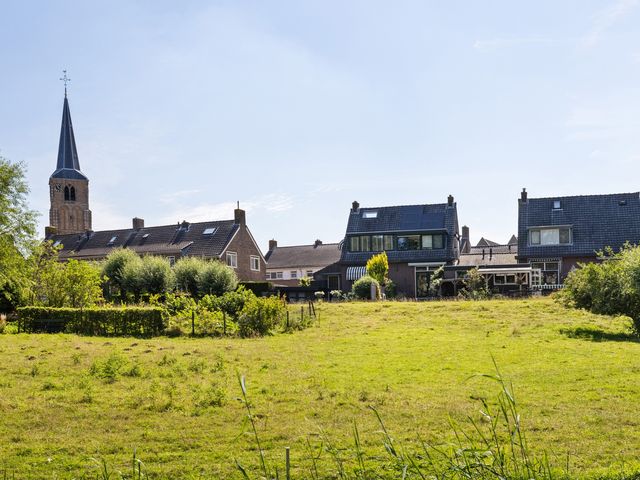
xmin=107 ymin=236 xmax=117 ymax=246
xmin=553 ymin=200 xmax=561 ymax=209
xmin=142 ymin=233 xmax=150 ymax=239
xmin=362 ymin=210 xmax=378 ymax=219
xmin=52 ymin=240 xmax=61 ymax=247
xmin=203 ymin=227 xmax=216 ymax=235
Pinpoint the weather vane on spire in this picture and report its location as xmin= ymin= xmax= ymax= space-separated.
xmin=60 ymin=70 xmax=71 ymax=97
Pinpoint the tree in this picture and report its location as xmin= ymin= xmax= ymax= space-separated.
xmin=0 ymin=157 xmax=37 ymax=310
xmin=299 ymin=276 xmax=312 ymax=287
xmin=460 ymin=268 xmax=490 ymax=300
xmin=64 ymin=260 xmax=104 ymax=307
xmin=140 ymin=255 xmax=175 ymax=295
xmin=197 ymin=260 xmax=238 ymax=297
xmin=102 ymin=248 xmax=140 ymax=299
xmin=174 ymin=257 xmax=205 ymax=297
xmin=366 ymin=252 xmax=389 ymax=284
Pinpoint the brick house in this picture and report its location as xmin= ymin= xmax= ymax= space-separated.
xmin=517 ymin=188 xmax=640 ymax=288
xmin=339 ymin=197 xmax=460 ymax=298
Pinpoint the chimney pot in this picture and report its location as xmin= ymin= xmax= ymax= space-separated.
xmin=521 ymin=188 xmax=528 ymax=202
xmin=447 ymin=194 xmax=454 ymax=206
xmin=234 ymin=207 xmax=246 ymax=226
xmin=268 ymin=239 xmax=277 ymax=251
xmin=314 ymin=239 xmax=322 ymax=247
xmin=132 ymin=217 xmax=144 ymax=230
xmin=352 ymin=200 xmax=360 ymax=212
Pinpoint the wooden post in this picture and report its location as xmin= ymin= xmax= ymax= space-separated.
xmin=191 ymin=310 xmax=195 ymax=336
xmin=223 ymin=312 xmax=227 ymax=335
xmin=308 ymin=301 xmax=312 ymax=316
xmin=286 ymin=310 xmax=289 ymax=329
xmin=300 ymin=306 xmax=304 ymax=323
xmin=285 ymin=446 xmax=290 ymax=480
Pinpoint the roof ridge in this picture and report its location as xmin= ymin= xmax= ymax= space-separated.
xmin=528 ymin=191 xmax=640 ymax=201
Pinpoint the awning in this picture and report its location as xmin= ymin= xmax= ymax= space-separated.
xmin=346 ymin=266 xmax=367 ymax=281
xmin=477 ymin=267 xmax=532 ymax=274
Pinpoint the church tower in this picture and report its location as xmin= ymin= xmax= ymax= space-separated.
xmin=48 ymin=80 xmax=92 ymax=235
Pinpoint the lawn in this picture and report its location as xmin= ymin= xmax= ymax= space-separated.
xmin=1 ymin=297 xmax=640 ymax=478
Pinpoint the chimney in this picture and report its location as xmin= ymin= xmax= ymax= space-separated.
xmin=180 ymin=220 xmax=190 ymax=231
xmin=447 ymin=194 xmax=454 ymax=207
xmin=461 ymin=225 xmax=470 ymax=254
xmin=482 ymin=248 xmax=485 ymax=260
xmin=268 ymin=239 xmax=277 ymax=251
xmin=45 ymin=226 xmax=57 ymax=238
xmin=352 ymin=200 xmax=360 ymax=212
xmin=520 ymin=188 xmax=528 ymax=202
xmin=314 ymin=239 xmax=322 ymax=248
xmin=234 ymin=207 xmax=246 ymax=226
xmin=489 ymin=247 xmax=493 ymax=260
xmin=132 ymin=217 xmax=144 ymax=230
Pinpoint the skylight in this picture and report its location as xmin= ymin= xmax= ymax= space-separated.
xmin=553 ymin=201 xmax=561 ymax=209
xmin=108 ymin=236 xmax=117 ymax=245
xmin=142 ymin=233 xmax=150 ymax=239
xmin=53 ymin=240 xmax=61 ymax=247
xmin=203 ymin=227 xmax=217 ymax=235
xmin=363 ymin=211 xmax=378 ymax=219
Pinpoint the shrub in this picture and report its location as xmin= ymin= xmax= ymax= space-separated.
xmin=102 ymin=249 xmax=139 ymax=298
xmin=139 ymin=255 xmax=175 ymax=295
xmin=162 ymin=292 xmax=197 ymax=316
xmin=200 ymin=286 xmax=255 ymax=319
xmin=352 ymin=275 xmax=380 ymax=300
xmin=383 ymin=279 xmax=397 ymax=299
xmin=238 ymin=281 xmax=272 ymax=297
xmin=314 ymin=291 xmax=325 ymax=300
xmin=299 ymin=276 xmax=312 ymax=287
xmin=17 ymin=306 xmax=168 ymax=336
xmin=460 ymin=268 xmax=490 ymax=300
xmin=198 ymin=261 xmax=238 ymax=297
xmin=329 ymin=290 xmax=342 ymax=301
xmin=173 ymin=257 xmax=205 ymax=297
xmin=237 ymin=295 xmax=286 ymax=337
xmin=366 ymin=251 xmax=389 ymax=284
xmin=120 ymin=255 xmax=144 ymax=300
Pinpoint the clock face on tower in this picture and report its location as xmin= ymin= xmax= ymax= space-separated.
xmin=54 ymin=184 xmax=62 ymax=192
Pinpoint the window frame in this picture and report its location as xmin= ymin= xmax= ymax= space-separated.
xmin=529 ymin=227 xmax=572 ymax=246
xmin=226 ymin=251 xmax=238 ymax=269
xmin=250 ymin=255 xmax=260 ymax=271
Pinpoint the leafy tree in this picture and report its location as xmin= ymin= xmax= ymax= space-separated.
xmin=140 ymin=255 xmax=175 ymax=295
xmin=102 ymin=248 xmax=140 ymax=299
xmin=299 ymin=276 xmax=312 ymax=287
xmin=197 ymin=260 xmax=238 ymax=297
xmin=0 ymin=157 xmax=37 ymax=310
xmin=174 ymin=257 xmax=205 ymax=297
xmin=460 ymin=268 xmax=490 ymax=300
xmin=63 ymin=260 xmax=103 ymax=307
xmin=366 ymin=252 xmax=389 ymax=284
xmin=121 ymin=255 xmax=144 ymax=301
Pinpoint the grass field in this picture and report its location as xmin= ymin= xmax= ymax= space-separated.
xmin=1 ymin=297 xmax=640 ymax=478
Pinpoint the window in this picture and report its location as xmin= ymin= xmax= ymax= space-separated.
xmin=397 ymin=235 xmax=421 ymax=250
xmin=142 ymin=233 xmax=150 ymax=239
xmin=290 ymin=270 xmax=298 ymax=279
xmin=371 ymin=235 xmax=384 ymax=251
xmin=529 ymin=228 xmax=571 ymax=245
xmin=276 ymin=271 xmax=283 ymax=279
xmin=70 ymin=186 xmax=76 ymax=201
xmin=226 ymin=252 xmax=237 ymax=268
xmin=250 ymin=255 xmax=260 ymax=271
xmin=553 ymin=200 xmax=561 ymax=209
xmin=531 ymin=260 xmax=561 ymax=285
xmin=384 ymin=235 xmax=394 ymax=250
xmin=362 ymin=210 xmax=378 ymax=218
xmin=203 ymin=227 xmax=216 ymax=235
xmin=360 ymin=236 xmax=371 ymax=252
xmin=107 ymin=236 xmax=117 ymax=245
xmin=64 ymin=186 xmax=70 ymax=201
xmin=167 ymin=256 xmax=175 ymax=266
xmin=350 ymin=236 xmax=360 ymax=252
xmin=306 ymin=270 xmax=314 ymax=278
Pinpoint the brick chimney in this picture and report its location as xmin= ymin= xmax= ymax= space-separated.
xmin=132 ymin=217 xmax=144 ymax=230
xmin=352 ymin=200 xmax=360 ymax=212
xmin=447 ymin=194 xmax=454 ymax=207
xmin=461 ymin=225 xmax=470 ymax=254
xmin=520 ymin=188 xmax=528 ymax=202
xmin=234 ymin=207 xmax=246 ymax=226
xmin=268 ymin=239 xmax=277 ymax=251
xmin=314 ymin=239 xmax=322 ymax=248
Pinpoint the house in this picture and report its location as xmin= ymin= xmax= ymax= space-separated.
xmin=517 ymin=188 xmax=640 ymax=288
xmin=44 ymin=89 xmax=265 ymax=281
xmin=339 ymin=197 xmax=460 ymax=298
xmin=46 ymin=210 xmax=267 ymax=282
xmin=265 ymin=239 xmax=342 ymax=288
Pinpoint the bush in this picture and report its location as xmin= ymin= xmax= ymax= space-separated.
xmin=383 ymin=279 xmax=397 ymax=299
xmin=17 ymin=306 xmax=168 ymax=336
xmin=460 ymin=268 xmax=490 ymax=300
xmin=314 ymin=291 xmax=325 ymax=300
xmin=161 ymin=293 xmax=197 ymax=316
xmin=173 ymin=257 xmax=205 ymax=297
xmin=237 ymin=295 xmax=286 ymax=337
xmin=102 ymin=249 xmax=139 ymax=298
xmin=352 ymin=275 xmax=380 ymax=300
xmin=140 ymin=256 xmax=175 ymax=295
xmin=200 ymin=287 xmax=255 ymax=319
xmin=238 ymin=281 xmax=272 ymax=297
xmin=366 ymin=252 xmax=389 ymax=284
xmin=198 ymin=261 xmax=238 ymax=297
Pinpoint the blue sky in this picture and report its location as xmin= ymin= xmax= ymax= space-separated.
xmin=2 ymin=1 xmax=640 ymax=251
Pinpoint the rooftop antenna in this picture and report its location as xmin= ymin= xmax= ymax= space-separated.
xmin=60 ymin=69 xmax=71 ymax=97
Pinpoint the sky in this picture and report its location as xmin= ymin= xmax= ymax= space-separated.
xmin=2 ymin=0 xmax=640 ymax=252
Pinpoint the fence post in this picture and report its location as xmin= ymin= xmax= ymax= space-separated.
xmin=191 ymin=310 xmax=195 ymax=336
xmin=300 ymin=306 xmax=304 ymax=323
xmin=286 ymin=310 xmax=289 ymax=329
xmin=223 ymin=312 xmax=227 ymax=335
xmin=285 ymin=446 xmax=290 ymax=480
xmin=308 ymin=301 xmax=312 ymax=316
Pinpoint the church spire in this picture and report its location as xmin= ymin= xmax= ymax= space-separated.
xmin=51 ymin=72 xmax=87 ymax=180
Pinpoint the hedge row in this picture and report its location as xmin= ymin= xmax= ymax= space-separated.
xmin=17 ymin=306 xmax=168 ymax=337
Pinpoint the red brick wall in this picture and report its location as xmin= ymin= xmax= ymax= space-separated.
xmin=223 ymin=225 xmax=265 ymax=282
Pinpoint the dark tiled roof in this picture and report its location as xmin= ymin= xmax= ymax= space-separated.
xmin=266 ymin=243 xmax=341 ymax=269
xmin=459 ymin=242 xmax=518 ymax=267
xmin=518 ymin=192 xmax=640 ymax=258
xmin=48 ymin=220 xmax=238 ymax=260
xmin=51 ymin=96 xmax=87 ymax=181
xmin=476 ymin=237 xmax=500 ymax=247
xmin=341 ymin=202 xmax=459 ymax=265
xmin=507 ymin=235 xmax=518 ymax=245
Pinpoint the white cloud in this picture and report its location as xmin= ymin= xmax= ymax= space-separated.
xmin=582 ymin=0 xmax=638 ymax=47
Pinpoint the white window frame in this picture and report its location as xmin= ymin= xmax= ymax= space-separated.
xmin=529 ymin=227 xmax=571 ymax=246
xmin=167 ymin=256 xmax=176 ymax=266
xmin=226 ymin=251 xmax=238 ymax=269
xmin=290 ymin=270 xmax=298 ymax=279
xmin=276 ymin=271 xmax=283 ymax=279
xmin=306 ymin=270 xmax=314 ymax=278
xmin=250 ymin=255 xmax=260 ymax=271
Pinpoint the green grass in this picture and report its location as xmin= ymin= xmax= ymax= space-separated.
xmin=1 ymin=298 xmax=640 ymax=478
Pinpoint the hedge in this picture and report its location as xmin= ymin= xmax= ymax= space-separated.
xmin=17 ymin=306 xmax=168 ymax=337
xmin=238 ymin=281 xmax=273 ymax=297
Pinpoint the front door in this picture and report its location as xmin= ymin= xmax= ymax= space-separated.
xmin=416 ymin=271 xmax=431 ymax=298
xmin=327 ymin=274 xmax=340 ymax=290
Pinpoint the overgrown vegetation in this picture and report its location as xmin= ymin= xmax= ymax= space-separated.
xmin=559 ymin=244 xmax=640 ymax=334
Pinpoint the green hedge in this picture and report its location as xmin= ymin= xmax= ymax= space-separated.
xmin=238 ymin=281 xmax=273 ymax=297
xmin=17 ymin=306 xmax=168 ymax=337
